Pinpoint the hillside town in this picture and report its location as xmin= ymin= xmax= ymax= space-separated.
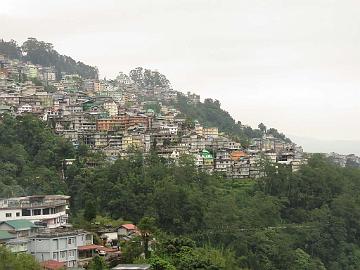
xmin=0 ymin=53 xmax=307 ymax=178
xmin=0 ymin=51 xmax=313 ymax=269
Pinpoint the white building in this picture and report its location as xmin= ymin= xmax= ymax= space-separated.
xmin=17 ymin=104 xmax=33 ymax=114
xmin=104 ymin=100 xmax=118 ymax=116
xmin=0 ymin=195 xmax=70 ymax=228
xmin=116 ymin=72 xmax=133 ymax=85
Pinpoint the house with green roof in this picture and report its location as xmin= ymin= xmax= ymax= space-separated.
xmin=0 ymin=230 xmax=15 ymax=242
xmin=0 ymin=219 xmax=40 ymax=238
xmin=200 ymin=149 xmax=214 ymax=169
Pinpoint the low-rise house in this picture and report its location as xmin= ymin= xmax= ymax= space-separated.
xmin=0 ymin=219 xmax=40 ymax=238
xmin=5 ymin=238 xmax=29 ymax=253
xmin=0 ymin=230 xmax=16 ymax=243
xmin=118 ymin=224 xmax=139 ymax=240
xmin=98 ymin=228 xmax=119 ymax=246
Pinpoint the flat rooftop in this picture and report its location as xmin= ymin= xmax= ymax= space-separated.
xmin=0 ymin=195 xmax=70 ymax=209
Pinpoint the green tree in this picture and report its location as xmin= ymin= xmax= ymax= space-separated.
xmin=258 ymin=123 xmax=267 ymax=134
xmin=88 ymin=256 xmax=109 ymax=270
xmin=0 ymin=246 xmax=41 ymax=270
xmin=138 ymin=216 xmax=157 ymax=259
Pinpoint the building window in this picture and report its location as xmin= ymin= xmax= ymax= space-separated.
xmin=53 ymin=239 xmax=58 ymax=249
xmin=60 ymin=251 xmax=66 ymax=258
xmin=5 ymin=213 xmax=12 ymax=218
xmin=33 ymin=209 xmax=41 ymax=216
xmin=68 ymin=238 xmax=73 ymax=245
xmin=43 ymin=208 xmax=50 ymax=215
xmin=16 ymin=212 xmax=20 ymax=217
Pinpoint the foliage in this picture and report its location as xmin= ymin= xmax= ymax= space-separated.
xmin=0 ymin=114 xmax=75 ymax=197
xmin=0 ymin=39 xmax=22 ymax=59
xmin=88 ymin=256 xmax=109 ymax=270
xmin=130 ymin=67 xmax=170 ymax=89
xmin=0 ymin=246 xmax=41 ymax=270
xmin=172 ymin=94 xmax=291 ymax=146
xmin=2 ymin=115 xmax=360 ymax=269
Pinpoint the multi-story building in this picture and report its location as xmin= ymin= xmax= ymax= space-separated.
xmin=187 ymin=91 xmax=200 ymax=104
xmin=203 ymin=127 xmax=219 ymax=138
xmin=28 ymin=229 xmax=93 ymax=268
xmin=24 ymin=64 xmax=39 ymax=79
xmin=0 ymin=195 xmax=70 ymax=228
xmin=103 ymin=100 xmax=118 ymax=116
xmin=116 ymin=72 xmax=133 ymax=85
xmin=97 ymin=114 xmax=151 ymax=132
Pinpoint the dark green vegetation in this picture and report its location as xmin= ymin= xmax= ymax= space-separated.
xmin=173 ymin=94 xmax=291 ymax=147
xmin=0 ymin=38 xmax=98 ymax=79
xmin=130 ymin=67 xmax=170 ymax=89
xmin=1 ymin=115 xmax=360 ymax=270
xmin=0 ymin=246 xmax=41 ymax=270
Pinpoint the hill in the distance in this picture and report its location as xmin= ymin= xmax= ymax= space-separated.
xmin=0 ymin=38 xmax=98 ymax=80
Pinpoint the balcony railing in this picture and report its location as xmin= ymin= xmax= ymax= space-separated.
xmin=1 ymin=200 xmax=68 ymax=209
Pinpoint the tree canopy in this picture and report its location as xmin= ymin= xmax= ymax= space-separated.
xmin=1 ymin=115 xmax=360 ymax=269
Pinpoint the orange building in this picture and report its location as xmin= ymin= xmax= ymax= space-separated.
xmin=230 ymin=150 xmax=248 ymax=161
xmin=96 ymin=114 xmax=151 ymax=131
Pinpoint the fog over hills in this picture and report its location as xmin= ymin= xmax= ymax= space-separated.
xmin=290 ymin=135 xmax=360 ymax=155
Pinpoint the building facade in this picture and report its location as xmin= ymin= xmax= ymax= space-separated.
xmin=0 ymin=195 xmax=70 ymax=228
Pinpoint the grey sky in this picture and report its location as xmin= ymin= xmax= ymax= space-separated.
xmin=1 ymin=0 xmax=359 ymax=154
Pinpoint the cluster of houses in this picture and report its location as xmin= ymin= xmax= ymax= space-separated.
xmin=0 ymin=53 xmax=306 ymax=177
xmin=0 ymin=52 xmax=309 ymax=269
xmin=0 ymin=195 xmax=148 ymax=269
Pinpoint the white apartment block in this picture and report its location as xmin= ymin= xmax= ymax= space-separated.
xmin=0 ymin=195 xmax=70 ymax=228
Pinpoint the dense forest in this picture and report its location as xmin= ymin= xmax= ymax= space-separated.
xmin=0 ymin=38 xmax=98 ymax=79
xmin=1 ymin=114 xmax=360 ymax=269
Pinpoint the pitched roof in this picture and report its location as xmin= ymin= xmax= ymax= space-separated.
xmin=230 ymin=150 xmax=248 ymax=161
xmin=201 ymin=149 xmax=213 ymax=159
xmin=0 ymin=231 xmax=16 ymax=241
xmin=78 ymin=244 xmax=119 ymax=253
xmin=0 ymin=219 xmax=37 ymax=230
xmin=121 ymin=224 xmax=137 ymax=230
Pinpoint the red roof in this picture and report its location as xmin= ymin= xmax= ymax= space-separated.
xmin=78 ymin=244 xmax=118 ymax=253
xmin=121 ymin=223 xmax=137 ymax=230
xmin=41 ymin=260 xmax=65 ymax=270
xmin=78 ymin=244 xmax=102 ymax=251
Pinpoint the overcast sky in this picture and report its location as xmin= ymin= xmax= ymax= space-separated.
xmin=1 ymin=0 xmax=359 ymax=154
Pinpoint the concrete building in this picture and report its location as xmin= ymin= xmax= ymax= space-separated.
xmin=28 ymin=230 xmax=93 ymax=268
xmin=0 ymin=195 xmax=70 ymax=228
xmin=103 ymin=100 xmax=118 ymax=116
